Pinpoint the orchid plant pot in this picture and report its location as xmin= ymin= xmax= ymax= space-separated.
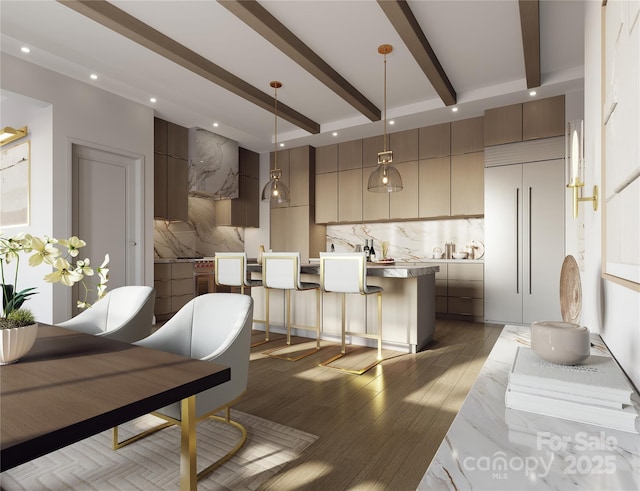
xmin=0 ymin=322 xmax=38 ymax=365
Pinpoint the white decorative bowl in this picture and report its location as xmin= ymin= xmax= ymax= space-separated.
xmin=452 ymin=252 xmax=468 ymax=259
xmin=531 ymin=321 xmax=590 ymax=365
xmin=0 ymin=323 xmax=38 ymax=365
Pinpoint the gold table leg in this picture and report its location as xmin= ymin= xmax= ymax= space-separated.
xmin=180 ymin=396 xmax=197 ymax=491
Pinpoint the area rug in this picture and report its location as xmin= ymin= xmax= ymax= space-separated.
xmin=1 ymin=410 xmax=318 ymax=490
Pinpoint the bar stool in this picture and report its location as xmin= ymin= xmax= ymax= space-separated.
xmin=262 ymin=252 xmax=322 ymax=361
xmin=214 ymin=252 xmax=266 ymax=346
xmin=319 ymin=252 xmax=383 ymax=375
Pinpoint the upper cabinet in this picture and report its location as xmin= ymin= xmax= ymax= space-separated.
xmin=419 ymin=123 xmax=450 ymax=159
xmin=154 ymin=117 xmax=189 ymax=222
xmin=390 ymin=129 xmax=418 ymax=163
xmin=451 ymin=117 xmax=484 ymax=155
xmin=215 ymin=147 xmax=260 ymax=227
xmin=484 ymin=95 xmax=565 ymax=147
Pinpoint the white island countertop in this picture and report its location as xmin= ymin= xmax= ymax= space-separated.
xmin=419 ymin=324 xmax=640 ymax=490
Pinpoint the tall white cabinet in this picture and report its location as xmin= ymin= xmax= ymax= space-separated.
xmin=484 ymin=137 xmax=565 ymax=325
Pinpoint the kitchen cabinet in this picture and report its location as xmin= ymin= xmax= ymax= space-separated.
xmin=484 ymin=158 xmax=565 ymax=325
xmin=390 ymin=160 xmax=418 ymax=219
xmin=451 ymin=152 xmax=484 ymax=216
xmin=389 ymin=128 xmax=418 ymax=163
xmin=451 ymin=117 xmax=483 ymax=155
xmin=484 ymin=103 xmax=523 ymax=147
xmin=430 ymin=261 xmax=484 ymax=321
xmin=362 ymin=171 xmax=389 ymax=221
xmin=338 ymin=140 xmax=362 ymax=171
xmin=418 ymin=157 xmax=450 ymax=218
xmin=419 ymin=122 xmax=450 ymax=159
xmin=363 ymin=134 xmax=385 ymax=168
xmin=154 ymin=118 xmax=189 ymax=222
xmin=154 ymin=261 xmax=194 ymax=321
xmin=271 ymin=145 xmax=325 ymax=261
xmin=315 ymin=172 xmax=338 ymax=223
xmin=316 ymin=143 xmax=338 ymax=173
xmin=215 ymin=147 xmax=259 ymax=227
xmin=338 ymin=168 xmax=363 ymax=222
xmin=522 ymin=95 xmax=565 ymax=141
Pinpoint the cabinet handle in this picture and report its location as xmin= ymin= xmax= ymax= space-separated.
xmin=515 ymin=187 xmax=520 ymax=294
xmin=129 ymin=241 xmax=137 ymax=246
xmin=528 ymin=186 xmax=532 ymax=295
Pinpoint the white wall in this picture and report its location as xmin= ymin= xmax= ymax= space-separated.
xmin=1 ymin=54 xmax=154 ymax=323
xmin=583 ymin=2 xmax=639 ymax=389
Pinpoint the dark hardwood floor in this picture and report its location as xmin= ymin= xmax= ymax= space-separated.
xmin=235 ymin=319 xmax=503 ymax=490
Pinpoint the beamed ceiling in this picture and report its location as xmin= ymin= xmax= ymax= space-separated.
xmin=0 ymin=0 xmax=584 ymax=153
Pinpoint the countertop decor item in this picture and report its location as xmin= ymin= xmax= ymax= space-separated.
xmin=432 ymin=247 xmax=443 ymax=259
xmin=368 ymin=44 xmax=403 ymax=193
xmin=559 ymin=254 xmax=581 ymax=324
xmin=530 ymin=320 xmax=590 ymax=365
xmin=261 ymin=81 xmax=290 ymax=204
xmin=452 ymin=252 xmax=468 ymax=260
xmin=0 ymin=308 xmax=37 ymax=364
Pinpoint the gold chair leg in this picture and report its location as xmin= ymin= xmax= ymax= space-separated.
xmin=319 ymin=292 xmax=384 ymax=375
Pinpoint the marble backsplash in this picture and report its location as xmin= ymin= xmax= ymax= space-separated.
xmin=154 ymin=196 xmax=243 ymax=258
xmin=326 ymin=218 xmax=485 ymax=261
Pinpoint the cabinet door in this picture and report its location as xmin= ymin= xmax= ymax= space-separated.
xmin=338 ymin=168 xmax=362 ymax=222
xmin=419 ymin=123 xmax=450 ymax=159
xmin=451 ymin=152 xmax=484 ymax=216
xmin=418 ymin=157 xmax=450 ymax=218
xmin=244 ymin=176 xmax=260 ymax=227
xmin=362 ymin=170 xmax=389 ymax=221
xmin=316 ymin=172 xmax=338 ymax=223
xmin=270 ymin=207 xmax=288 ymax=252
xmin=316 ymin=144 xmax=338 ymax=174
xmin=523 ymin=95 xmax=565 ymax=141
xmin=363 ymin=135 xmax=385 ymax=168
xmin=484 ymin=164 xmax=523 ymax=324
xmin=389 ymin=128 xmax=418 ymax=163
xmin=289 ymin=146 xmax=310 ymax=207
xmin=154 ymin=154 xmax=168 ymax=219
xmin=338 ymin=140 xmax=362 ymax=171
xmin=522 ymin=159 xmax=565 ymax=323
xmin=451 ymin=117 xmax=483 ymax=155
xmin=484 ymin=104 xmax=523 ymax=146
xmin=154 ymin=118 xmax=168 ymax=154
xmin=167 ymin=122 xmax=189 ymax=159
xmin=167 ymin=157 xmax=189 ymax=222
xmin=390 ymin=161 xmax=418 ymax=219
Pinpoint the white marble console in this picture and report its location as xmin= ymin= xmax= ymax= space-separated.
xmin=419 ymin=324 xmax=640 ymax=490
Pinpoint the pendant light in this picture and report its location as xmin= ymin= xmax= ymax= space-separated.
xmin=368 ymin=44 xmax=403 ymax=193
xmin=261 ymin=81 xmax=290 ymax=204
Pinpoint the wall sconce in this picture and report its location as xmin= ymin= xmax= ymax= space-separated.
xmin=0 ymin=126 xmax=28 ymax=146
xmin=566 ymin=120 xmax=598 ymax=218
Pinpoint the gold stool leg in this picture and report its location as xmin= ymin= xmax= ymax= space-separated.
xmin=251 ymin=288 xmax=270 ymax=348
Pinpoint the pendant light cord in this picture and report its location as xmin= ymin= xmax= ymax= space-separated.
xmin=383 ymin=51 xmax=388 ymax=153
xmin=273 ymin=85 xmax=278 ymax=171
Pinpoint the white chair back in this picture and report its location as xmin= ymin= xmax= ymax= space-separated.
xmin=57 ymin=285 xmax=155 ymax=343
xmin=215 ymin=252 xmax=248 ymax=287
xmin=320 ymin=252 xmax=367 ymax=294
xmin=136 ymin=293 xmax=253 ymax=419
xmin=262 ymin=252 xmax=301 ymax=290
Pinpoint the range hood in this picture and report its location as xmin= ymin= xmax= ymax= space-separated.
xmin=188 ymin=127 xmax=239 ymax=200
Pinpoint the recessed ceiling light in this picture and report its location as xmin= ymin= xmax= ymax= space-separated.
xmin=529 ymin=90 xmax=537 ymax=96
xmin=452 ymin=107 xmax=458 ymax=112
xmin=20 ymin=46 xmax=30 ymax=54
xmin=212 ymin=122 xmax=219 ymax=128
xmin=279 ymin=142 xmax=285 ymax=147
xmin=389 ymin=120 xmax=395 ymax=125
xmin=149 ymin=97 xmax=157 ymax=103
xmin=90 ymin=74 xmax=98 ymax=80
xmin=332 ymin=132 xmax=338 ymax=137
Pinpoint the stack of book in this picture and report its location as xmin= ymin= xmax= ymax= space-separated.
xmin=505 ymin=346 xmax=639 ymax=434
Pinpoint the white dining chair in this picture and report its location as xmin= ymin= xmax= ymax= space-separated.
xmin=56 ymin=285 xmax=155 ymax=343
xmin=319 ymin=252 xmax=383 ymax=375
xmin=113 ymin=293 xmax=253 ymax=481
xmin=262 ymin=252 xmax=322 ymax=361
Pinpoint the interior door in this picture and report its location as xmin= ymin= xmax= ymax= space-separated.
xmin=72 ymin=145 xmax=142 ymax=313
xmin=522 ymin=159 xmax=565 ymax=323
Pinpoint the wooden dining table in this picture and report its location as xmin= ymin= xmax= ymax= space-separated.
xmin=0 ymin=324 xmax=230 ymax=490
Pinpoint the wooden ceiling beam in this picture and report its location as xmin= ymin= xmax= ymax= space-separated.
xmin=58 ymin=0 xmax=320 ymax=134
xmin=377 ymin=0 xmax=456 ymax=106
xmin=219 ymin=0 xmax=381 ymax=122
xmin=518 ymin=0 xmax=541 ymax=89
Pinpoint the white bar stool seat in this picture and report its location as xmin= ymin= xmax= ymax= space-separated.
xmin=319 ymin=252 xmax=383 ymax=375
xmin=262 ymin=252 xmax=322 ymax=361
xmin=214 ymin=252 xmax=265 ymax=346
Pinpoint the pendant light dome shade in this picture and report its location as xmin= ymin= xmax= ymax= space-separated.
xmin=368 ymin=44 xmax=403 ymax=193
xmin=261 ymin=168 xmax=290 ymax=203
xmin=261 ymin=81 xmax=290 ymax=204
xmin=367 ymin=161 xmax=403 ymax=192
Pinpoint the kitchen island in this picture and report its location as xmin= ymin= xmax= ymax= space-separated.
xmin=248 ymin=262 xmax=439 ymax=353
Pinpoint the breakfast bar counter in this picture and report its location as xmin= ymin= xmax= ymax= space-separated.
xmin=249 ymin=262 xmax=439 ymax=353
